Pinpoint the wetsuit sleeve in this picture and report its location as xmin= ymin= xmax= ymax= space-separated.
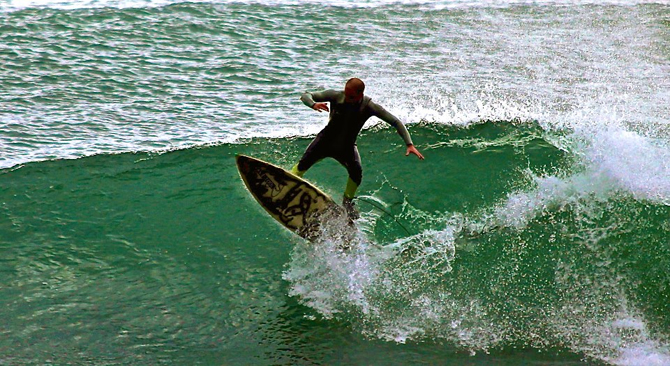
xmin=369 ymin=101 xmax=414 ymax=146
xmin=301 ymin=89 xmax=339 ymax=108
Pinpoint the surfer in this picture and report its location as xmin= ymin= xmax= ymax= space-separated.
xmin=292 ymin=78 xmax=424 ymax=219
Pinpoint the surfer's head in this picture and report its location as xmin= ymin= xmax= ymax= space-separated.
xmin=344 ymin=78 xmax=365 ymax=103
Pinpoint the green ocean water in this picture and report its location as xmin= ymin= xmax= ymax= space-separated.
xmin=2 ymin=1 xmax=670 ymax=365
xmin=2 ymin=122 xmax=669 ymax=365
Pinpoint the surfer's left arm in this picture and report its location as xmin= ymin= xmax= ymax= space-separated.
xmin=370 ymin=101 xmax=425 ymax=160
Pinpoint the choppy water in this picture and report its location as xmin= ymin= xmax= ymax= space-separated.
xmin=1 ymin=1 xmax=670 ymax=365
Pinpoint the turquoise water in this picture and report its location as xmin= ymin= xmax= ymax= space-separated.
xmin=2 ymin=1 xmax=670 ymax=365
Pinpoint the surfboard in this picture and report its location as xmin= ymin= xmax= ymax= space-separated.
xmin=236 ymin=154 xmax=344 ymax=240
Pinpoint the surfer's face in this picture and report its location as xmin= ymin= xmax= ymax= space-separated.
xmin=344 ymin=85 xmax=364 ymax=104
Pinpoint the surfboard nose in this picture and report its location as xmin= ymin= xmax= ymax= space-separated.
xmin=235 ymin=154 xmax=342 ymax=241
xmin=236 ymin=154 xmax=251 ymax=175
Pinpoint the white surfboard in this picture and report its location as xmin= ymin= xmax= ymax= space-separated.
xmin=236 ymin=154 xmax=345 ymax=240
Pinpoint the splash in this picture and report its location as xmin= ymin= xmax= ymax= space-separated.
xmin=283 ymin=122 xmax=670 ymax=365
xmin=283 ymin=208 xmax=508 ymax=351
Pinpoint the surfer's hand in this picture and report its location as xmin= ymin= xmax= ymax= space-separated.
xmin=312 ymin=102 xmax=329 ymax=113
xmin=406 ymin=144 xmax=424 ymax=160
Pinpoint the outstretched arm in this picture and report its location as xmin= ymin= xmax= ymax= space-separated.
xmin=371 ymin=102 xmax=425 ymax=160
xmin=406 ymin=144 xmax=424 ymax=159
xmin=301 ymin=90 xmax=339 ymax=113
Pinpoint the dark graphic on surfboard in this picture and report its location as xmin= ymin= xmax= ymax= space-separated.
xmin=236 ymin=154 xmax=349 ymax=240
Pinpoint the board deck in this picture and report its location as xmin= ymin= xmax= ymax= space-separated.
xmin=236 ymin=154 xmax=343 ymax=239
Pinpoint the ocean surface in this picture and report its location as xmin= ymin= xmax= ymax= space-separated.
xmin=2 ymin=0 xmax=670 ymax=364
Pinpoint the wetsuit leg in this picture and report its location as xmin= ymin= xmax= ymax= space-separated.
xmin=344 ymin=178 xmax=358 ymax=200
xmin=334 ymin=145 xmax=362 ymax=199
xmin=292 ymin=133 xmax=328 ymax=176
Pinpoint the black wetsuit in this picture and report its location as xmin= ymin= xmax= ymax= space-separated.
xmin=298 ymin=89 xmax=414 ymax=186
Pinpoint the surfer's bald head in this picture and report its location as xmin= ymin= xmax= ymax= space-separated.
xmin=344 ymin=78 xmax=365 ymax=103
xmin=346 ymin=78 xmax=365 ymax=93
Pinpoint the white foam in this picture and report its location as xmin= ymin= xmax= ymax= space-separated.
xmin=393 ymin=93 xmax=542 ymax=127
xmin=482 ymin=122 xmax=670 ymax=232
xmin=586 ymin=312 xmax=670 ymax=366
xmin=586 ymin=128 xmax=670 ymax=204
xmin=283 ymin=224 xmax=388 ymax=319
xmin=612 ymin=345 xmax=670 ymax=366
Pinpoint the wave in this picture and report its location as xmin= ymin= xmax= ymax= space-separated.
xmin=277 ymin=122 xmax=670 ymax=365
xmin=3 ymin=1 xmax=669 ymax=363
xmin=2 ymin=120 xmax=669 ymax=365
xmin=285 ymin=197 xmax=670 ymax=365
xmin=6 ymin=119 xmax=670 ymax=209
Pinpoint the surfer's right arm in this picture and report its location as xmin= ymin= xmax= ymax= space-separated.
xmin=301 ymin=89 xmax=338 ymax=113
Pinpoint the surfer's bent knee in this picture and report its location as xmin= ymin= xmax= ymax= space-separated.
xmin=291 ymin=163 xmax=306 ymax=177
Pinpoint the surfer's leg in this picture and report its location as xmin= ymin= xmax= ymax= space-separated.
xmin=336 ymin=146 xmax=362 ymax=220
xmin=344 ymin=177 xmax=358 ymax=200
xmin=292 ymin=135 xmax=326 ymax=177
xmin=341 ymin=145 xmax=362 ymax=199
xmin=290 ymin=164 xmax=306 ymax=177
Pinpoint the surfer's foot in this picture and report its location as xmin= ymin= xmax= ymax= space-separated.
xmin=342 ymin=197 xmax=359 ymax=220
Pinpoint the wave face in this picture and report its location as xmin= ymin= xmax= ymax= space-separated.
xmin=2 ymin=123 xmax=670 ymax=365
xmin=1 ymin=1 xmax=669 ymax=365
